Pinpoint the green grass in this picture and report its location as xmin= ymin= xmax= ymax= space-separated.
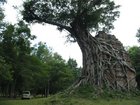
xmin=45 ymin=93 xmax=140 ymax=105
xmin=0 ymin=98 xmax=46 ymax=105
xmin=1 ymin=86 xmax=140 ymax=105
xmin=0 ymin=95 xmax=139 ymax=105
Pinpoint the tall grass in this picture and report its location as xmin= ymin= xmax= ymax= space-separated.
xmin=45 ymin=94 xmax=140 ymax=105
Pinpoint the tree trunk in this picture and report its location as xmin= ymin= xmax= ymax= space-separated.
xmin=70 ymin=22 xmax=137 ymax=91
xmin=47 ymin=79 xmax=50 ymax=96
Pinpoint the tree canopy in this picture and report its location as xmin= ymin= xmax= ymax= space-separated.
xmin=22 ymin=0 xmax=120 ymax=33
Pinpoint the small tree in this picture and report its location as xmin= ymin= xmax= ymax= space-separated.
xmin=22 ymin=0 xmax=136 ymax=91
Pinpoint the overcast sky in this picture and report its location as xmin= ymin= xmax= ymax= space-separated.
xmin=4 ymin=0 xmax=140 ymax=66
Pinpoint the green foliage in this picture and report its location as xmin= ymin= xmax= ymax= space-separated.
xmin=0 ymin=57 xmax=12 ymax=91
xmin=0 ymin=25 xmax=79 ymax=96
xmin=128 ymin=46 xmax=140 ymax=89
xmin=67 ymin=58 xmax=81 ymax=78
xmin=22 ymin=0 xmax=120 ymax=32
xmin=0 ymin=8 xmax=80 ymax=96
xmin=65 ymin=84 xmax=140 ymax=100
xmin=128 ymin=46 xmax=140 ymax=75
xmin=45 ymin=92 xmax=140 ymax=105
xmin=1 ymin=21 xmax=35 ymax=61
xmin=0 ymin=92 xmax=140 ymax=105
xmin=0 ymin=21 xmax=36 ymax=97
xmin=70 ymin=84 xmax=97 ymax=99
xmin=32 ymin=42 xmax=77 ymax=95
xmin=32 ymin=42 xmax=52 ymax=62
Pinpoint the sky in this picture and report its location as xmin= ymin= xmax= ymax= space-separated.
xmin=3 ymin=0 xmax=140 ymax=67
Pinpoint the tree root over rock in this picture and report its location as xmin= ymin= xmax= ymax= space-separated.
xmin=68 ymin=32 xmax=137 ymax=94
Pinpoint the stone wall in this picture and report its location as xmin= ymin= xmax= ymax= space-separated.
xmin=95 ymin=31 xmax=137 ymax=90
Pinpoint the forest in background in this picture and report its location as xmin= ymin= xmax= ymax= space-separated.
xmin=0 ymin=18 xmax=81 ymax=97
xmin=0 ymin=0 xmax=140 ymax=99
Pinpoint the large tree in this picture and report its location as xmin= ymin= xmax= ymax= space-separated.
xmin=22 ymin=0 xmax=136 ymax=91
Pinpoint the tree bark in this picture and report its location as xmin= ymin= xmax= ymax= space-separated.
xmin=69 ymin=22 xmax=137 ymax=91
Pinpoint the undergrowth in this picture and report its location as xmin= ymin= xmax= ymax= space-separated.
xmin=45 ymin=85 xmax=140 ymax=105
xmin=65 ymin=84 xmax=140 ymax=100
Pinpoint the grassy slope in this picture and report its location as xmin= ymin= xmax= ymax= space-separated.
xmin=0 ymin=95 xmax=139 ymax=105
xmin=45 ymin=93 xmax=140 ymax=105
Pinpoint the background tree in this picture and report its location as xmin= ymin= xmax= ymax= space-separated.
xmin=67 ymin=58 xmax=81 ymax=79
xmin=128 ymin=46 xmax=140 ymax=74
xmin=0 ymin=0 xmax=80 ymax=96
xmin=22 ymin=0 xmax=136 ymax=91
xmin=0 ymin=20 xmax=79 ymax=97
xmin=32 ymin=43 xmax=76 ymax=96
xmin=128 ymin=28 xmax=140 ymax=89
xmin=0 ymin=21 xmax=36 ymax=97
xmin=128 ymin=46 xmax=140 ymax=89
xmin=0 ymin=0 xmax=13 ymax=97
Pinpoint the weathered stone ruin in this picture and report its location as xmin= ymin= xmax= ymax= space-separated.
xmin=95 ymin=31 xmax=137 ymax=90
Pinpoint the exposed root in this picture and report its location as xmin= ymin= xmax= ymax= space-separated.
xmin=69 ymin=32 xmax=137 ymax=93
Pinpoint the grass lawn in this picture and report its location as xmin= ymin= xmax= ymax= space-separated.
xmin=45 ymin=94 xmax=140 ymax=105
xmin=0 ymin=95 xmax=139 ymax=105
xmin=0 ymin=98 xmax=46 ymax=105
